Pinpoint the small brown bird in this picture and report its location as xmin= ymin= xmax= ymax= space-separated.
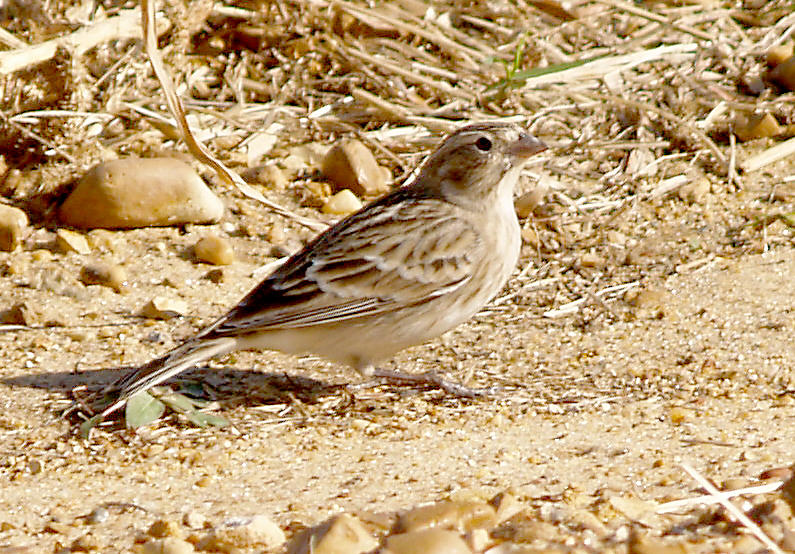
xmin=100 ymin=122 xmax=547 ymax=418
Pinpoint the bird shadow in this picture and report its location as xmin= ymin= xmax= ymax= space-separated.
xmin=2 ymin=364 xmax=346 ymax=417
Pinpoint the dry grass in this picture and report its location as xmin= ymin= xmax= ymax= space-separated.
xmin=2 ymin=0 xmax=794 ymax=320
xmin=1 ymin=1 xmax=795 ymax=550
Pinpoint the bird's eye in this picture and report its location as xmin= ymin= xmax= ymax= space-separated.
xmin=475 ymin=136 xmax=492 ymax=151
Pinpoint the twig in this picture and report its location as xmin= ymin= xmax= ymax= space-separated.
xmin=586 ymin=92 xmax=729 ymax=172
xmin=656 ymin=480 xmax=784 ymax=513
xmin=542 ymin=281 xmax=639 ymax=318
xmin=0 ymin=26 xmax=27 ymax=49
xmin=740 ymin=136 xmax=795 ymax=173
xmin=679 ymin=463 xmax=785 ymax=554
xmin=140 ymin=0 xmax=325 ymax=231
xmin=595 ymin=0 xmax=714 ymax=41
xmin=0 ymin=110 xmax=77 ymax=163
xmin=336 ymin=1 xmax=482 ymax=69
xmin=0 ymin=9 xmax=169 ymax=75
xmin=335 ymin=40 xmax=476 ymax=101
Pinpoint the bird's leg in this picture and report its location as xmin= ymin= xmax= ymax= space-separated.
xmin=351 ymin=365 xmax=499 ymax=398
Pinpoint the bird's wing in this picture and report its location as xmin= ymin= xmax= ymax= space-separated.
xmin=204 ymin=198 xmax=483 ymax=336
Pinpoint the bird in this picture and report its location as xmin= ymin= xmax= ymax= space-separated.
xmin=97 ymin=121 xmax=547 ymax=420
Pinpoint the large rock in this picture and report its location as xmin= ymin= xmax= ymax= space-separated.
xmin=58 ymin=158 xmax=224 ymax=229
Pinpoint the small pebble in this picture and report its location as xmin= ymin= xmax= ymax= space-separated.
xmin=86 ymin=507 xmax=109 ymax=525
xmin=55 ymin=229 xmax=91 ymax=255
xmin=70 ymin=533 xmax=101 ymax=552
xmin=465 ymin=528 xmax=489 ymax=551
xmin=148 ymin=519 xmax=183 ymax=539
xmin=182 ymin=511 xmax=207 ymax=529
xmin=266 ymin=223 xmax=286 ymax=245
xmin=200 ymin=514 xmax=284 ymax=550
xmin=669 ymin=406 xmax=692 ymax=425
xmin=770 ymin=55 xmax=795 ymax=91
xmin=141 ymin=297 xmax=189 ymax=320
xmin=247 ymin=164 xmax=288 ymax=190
xmin=383 ymin=529 xmax=472 ymax=554
xmin=0 ymin=204 xmax=28 ymax=251
xmin=579 ymin=253 xmax=605 ymax=269
xmin=735 ymin=112 xmax=782 ymax=142
xmin=203 ymin=268 xmax=225 ymax=283
xmin=490 ymin=492 xmax=523 ymax=524
xmin=520 ymin=227 xmax=539 ymax=248
xmin=80 ymin=263 xmax=128 ymax=292
xmin=27 ymin=459 xmax=43 ymax=474
xmin=44 ymin=520 xmax=72 ymax=534
xmin=194 ymin=236 xmax=235 ymax=265
xmin=321 ymin=138 xmax=390 ymax=196
xmin=322 ymin=189 xmax=362 ymax=215
xmin=140 ymin=537 xmax=195 ymax=554
xmin=677 ymin=178 xmax=710 ymax=204
xmin=514 ymin=187 xmax=546 ymax=218
xmin=1 ymin=302 xmax=44 ymax=326
xmin=287 ymin=514 xmax=377 ymax=554
xmin=398 ymin=500 xmax=496 ymax=533
xmin=767 ymin=41 xmax=793 ymax=67
xmin=609 ymin=495 xmax=656 ymax=522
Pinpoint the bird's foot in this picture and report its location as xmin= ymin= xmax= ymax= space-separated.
xmin=358 ymin=368 xmax=499 ymax=398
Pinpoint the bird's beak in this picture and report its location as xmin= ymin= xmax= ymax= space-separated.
xmin=509 ymin=134 xmax=547 ymax=159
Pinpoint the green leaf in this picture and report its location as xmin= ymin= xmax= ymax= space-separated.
xmin=159 ymin=392 xmax=229 ymax=428
xmin=79 ymin=414 xmax=104 ymax=439
xmin=184 ymin=411 xmax=230 ymax=428
xmin=779 ymin=212 xmax=795 ymax=228
xmin=125 ymin=392 xmax=166 ymax=429
xmin=160 ymin=391 xmax=203 ymax=411
xmin=486 ymin=55 xmax=606 ymax=91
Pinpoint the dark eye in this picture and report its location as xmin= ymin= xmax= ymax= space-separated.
xmin=475 ymin=136 xmax=492 ymax=151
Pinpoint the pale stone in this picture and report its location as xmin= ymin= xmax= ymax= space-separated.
xmin=398 ymin=500 xmax=496 ymax=533
xmin=141 ymin=297 xmax=189 ymax=320
xmin=194 ymin=235 xmax=235 ymax=265
xmin=287 ymin=514 xmax=377 ymax=554
xmin=514 ymin=187 xmax=546 ymax=218
xmin=200 ymin=514 xmax=285 ymax=550
xmin=677 ymin=178 xmax=710 ymax=204
xmin=322 ymin=189 xmax=362 ymax=215
xmin=383 ymin=529 xmax=472 ymax=554
xmin=58 ymin=158 xmax=224 ymax=229
xmin=56 ymin=229 xmax=91 ymax=255
xmin=770 ymin=56 xmax=795 ymax=91
xmin=321 ymin=139 xmax=390 ymax=196
xmin=140 ymin=537 xmax=195 ymax=554
xmin=147 ymin=519 xmax=183 ymax=539
xmin=0 ymin=204 xmax=28 ymax=251
xmin=80 ymin=262 xmax=128 ymax=292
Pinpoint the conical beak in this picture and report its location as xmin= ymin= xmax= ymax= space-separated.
xmin=509 ymin=134 xmax=547 ymax=159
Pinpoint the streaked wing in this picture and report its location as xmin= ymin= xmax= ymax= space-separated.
xmin=203 ymin=196 xmax=482 ymax=337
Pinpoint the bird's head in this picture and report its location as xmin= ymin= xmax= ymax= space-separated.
xmin=416 ymin=122 xmax=547 ymax=207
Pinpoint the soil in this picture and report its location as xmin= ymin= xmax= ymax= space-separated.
xmin=2 ymin=0 xmax=795 ymax=551
xmin=0 ymin=217 xmax=793 ymax=552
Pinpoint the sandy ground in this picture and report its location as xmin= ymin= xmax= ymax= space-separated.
xmin=0 ymin=221 xmax=793 ymax=551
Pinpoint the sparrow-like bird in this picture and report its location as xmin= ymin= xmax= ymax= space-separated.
xmin=99 ymin=122 xmax=547 ymax=419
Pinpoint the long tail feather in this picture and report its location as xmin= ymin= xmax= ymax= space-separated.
xmin=100 ymin=337 xmax=237 ymax=419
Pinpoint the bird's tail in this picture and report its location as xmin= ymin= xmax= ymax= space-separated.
xmin=99 ymin=337 xmax=237 ymax=419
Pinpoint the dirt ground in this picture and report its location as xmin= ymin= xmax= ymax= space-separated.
xmin=2 ymin=0 xmax=795 ymax=551
xmin=0 ymin=216 xmax=794 ymax=552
